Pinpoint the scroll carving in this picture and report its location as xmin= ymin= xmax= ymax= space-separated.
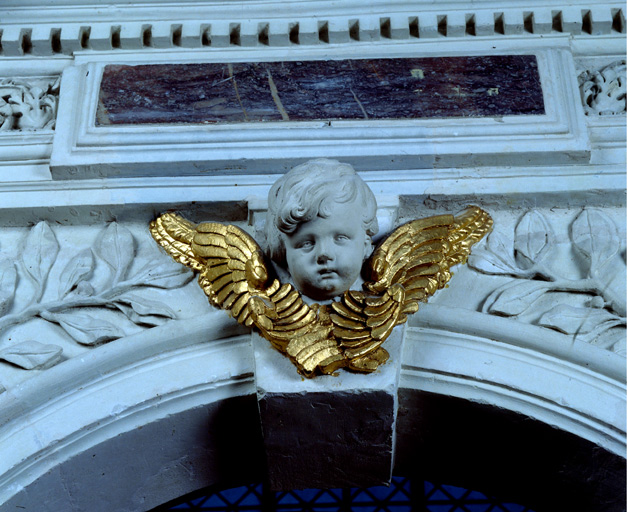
xmin=469 ymin=209 xmax=626 ymax=354
xmin=0 ymin=76 xmax=60 ymax=131
xmin=579 ymin=61 xmax=627 ymax=116
xmin=0 ymin=222 xmax=193 ymax=371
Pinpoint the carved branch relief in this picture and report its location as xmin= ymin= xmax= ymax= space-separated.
xmin=469 ymin=208 xmax=626 ymax=355
xmin=579 ymin=61 xmax=627 ymax=116
xmin=0 ymin=76 xmax=60 ymax=131
xmin=0 ymin=222 xmax=193 ymax=373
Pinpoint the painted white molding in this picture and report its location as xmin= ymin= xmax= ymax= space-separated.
xmin=0 ymin=302 xmax=623 ymax=509
xmin=406 ymin=304 xmax=626 ymax=456
xmin=50 ymin=42 xmax=590 ymax=179
xmin=0 ymin=1 xmax=624 ymax=57
xmin=0 ymin=311 xmax=252 ymax=509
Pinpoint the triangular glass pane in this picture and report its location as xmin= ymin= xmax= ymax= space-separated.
xmin=239 ymin=490 xmax=262 ymax=506
xmin=424 ymin=481 xmax=436 ymax=495
xmin=352 ymin=490 xmax=376 ymax=503
xmin=295 ymin=488 xmax=319 ymax=502
xmin=369 ymin=484 xmax=394 ymax=500
xmin=467 ymin=490 xmax=489 ymax=500
xmin=203 ymin=494 xmax=228 ymax=507
xmin=277 ymin=492 xmax=300 ymax=505
xmin=316 ymin=490 xmax=342 ymax=504
xmin=427 ymin=489 xmax=453 ymax=502
xmin=442 ymin=484 xmax=469 ymax=499
xmin=388 ymin=489 xmax=410 ymax=502
xmin=170 ymin=504 xmax=191 ymax=510
xmin=220 ymin=486 xmax=248 ymax=504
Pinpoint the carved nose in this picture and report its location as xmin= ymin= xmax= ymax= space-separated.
xmin=317 ymin=253 xmax=331 ymax=264
xmin=316 ymin=241 xmax=333 ymax=263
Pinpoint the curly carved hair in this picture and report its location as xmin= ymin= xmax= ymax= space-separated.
xmin=265 ymin=159 xmax=378 ymax=266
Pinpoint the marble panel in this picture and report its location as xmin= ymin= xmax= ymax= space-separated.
xmin=96 ymin=55 xmax=544 ymax=125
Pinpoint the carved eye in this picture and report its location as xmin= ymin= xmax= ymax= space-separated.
xmin=335 ymin=234 xmax=350 ymax=242
xmin=297 ymin=240 xmax=314 ymax=250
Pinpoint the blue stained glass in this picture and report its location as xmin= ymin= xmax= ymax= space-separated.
xmin=466 ymin=504 xmax=492 ymax=512
xmin=239 ymin=491 xmax=261 ymax=506
xmin=442 ymin=484 xmax=471 ymax=499
xmin=277 ymin=492 xmax=300 ymax=505
xmin=428 ymin=504 xmax=455 ymax=512
xmin=468 ymin=490 xmax=489 ymax=500
xmin=427 ymin=489 xmax=454 ymax=501
xmin=158 ymin=476 xmax=535 ymax=512
xmin=388 ymin=505 xmax=412 ymax=512
xmin=220 ymin=486 xmax=249 ymax=504
xmin=204 ymin=494 xmax=228 ymax=507
xmin=315 ymin=490 xmax=342 ymax=503
xmin=294 ymin=489 xmax=320 ymax=501
xmin=502 ymin=505 xmax=527 ymax=512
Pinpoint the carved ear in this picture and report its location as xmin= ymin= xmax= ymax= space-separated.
xmin=363 ymin=235 xmax=373 ymax=260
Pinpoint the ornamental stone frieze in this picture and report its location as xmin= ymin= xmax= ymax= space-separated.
xmin=0 ymin=77 xmax=60 ymax=131
xmin=579 ymin=60 xmax=627 ymax=115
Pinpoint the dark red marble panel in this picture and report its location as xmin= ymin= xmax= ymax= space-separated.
xmin=96 ymin=56 xmax=544 ymax=126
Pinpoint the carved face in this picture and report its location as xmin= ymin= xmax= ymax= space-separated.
xmin=284 ymin=201 xmax=371 ymax=301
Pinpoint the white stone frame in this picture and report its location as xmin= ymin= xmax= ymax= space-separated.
xmin=51 ymin=37 xmax=590 ymax=179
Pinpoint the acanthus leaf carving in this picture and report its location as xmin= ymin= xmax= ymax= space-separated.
xmin=0 ymin=339 xmax=63 ymax=370
xmin=578 ymin=60 xmax=627 ymax=116
xmin=0 ymin=76 xmax=60 ymax=131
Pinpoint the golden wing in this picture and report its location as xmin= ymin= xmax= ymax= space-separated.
xmin=331 ymin=206 xmax=492 ymax=372
xmin=150 ymin=213 xmax=345 ymax=377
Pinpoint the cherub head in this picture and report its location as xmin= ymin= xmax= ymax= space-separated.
xmin=266 ymin=159 xmax=379 ymax=301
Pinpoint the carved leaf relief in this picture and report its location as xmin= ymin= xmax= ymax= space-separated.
xmin=41 ymin=310 xmax=126 ymax=346
xmin=114 ymin=293 xmax=177 ymax=327
xmin=21 ymin=221 xmax=59 ymax=292
xmin=571 ymin=209 xmax=620 ymax=277
xmin=468 ymin=231 xmax=529 ymax=277
xmin=0 ymin=340 xmax=63 ymax=370
xmin=0 ymin=77 xmax=60 ymax=131
xmin=514 ymin=210 xmax=552 ymax=268
xmin=96 ymin=223 xmax=135 ymax=285
xmin=579 ymin=60 xmax=627 ymax=116
xmin=0 ymin=221 xmax=194 ymax=371
xmin=470 ymin=208 xmax=626 ymax=354
xmin=0 ymin=259 xmax=17 ymax=317
xmin=539 ymin=304 xmax=625 ymax=336
xmin=485 ymin=280 xmax=551 ymax=316
xmin=58 ymin=248 xmax=94 ymax=298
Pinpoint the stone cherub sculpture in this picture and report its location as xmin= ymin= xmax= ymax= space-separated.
xmin=150 ymin=159 xmax=492 ymax=377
